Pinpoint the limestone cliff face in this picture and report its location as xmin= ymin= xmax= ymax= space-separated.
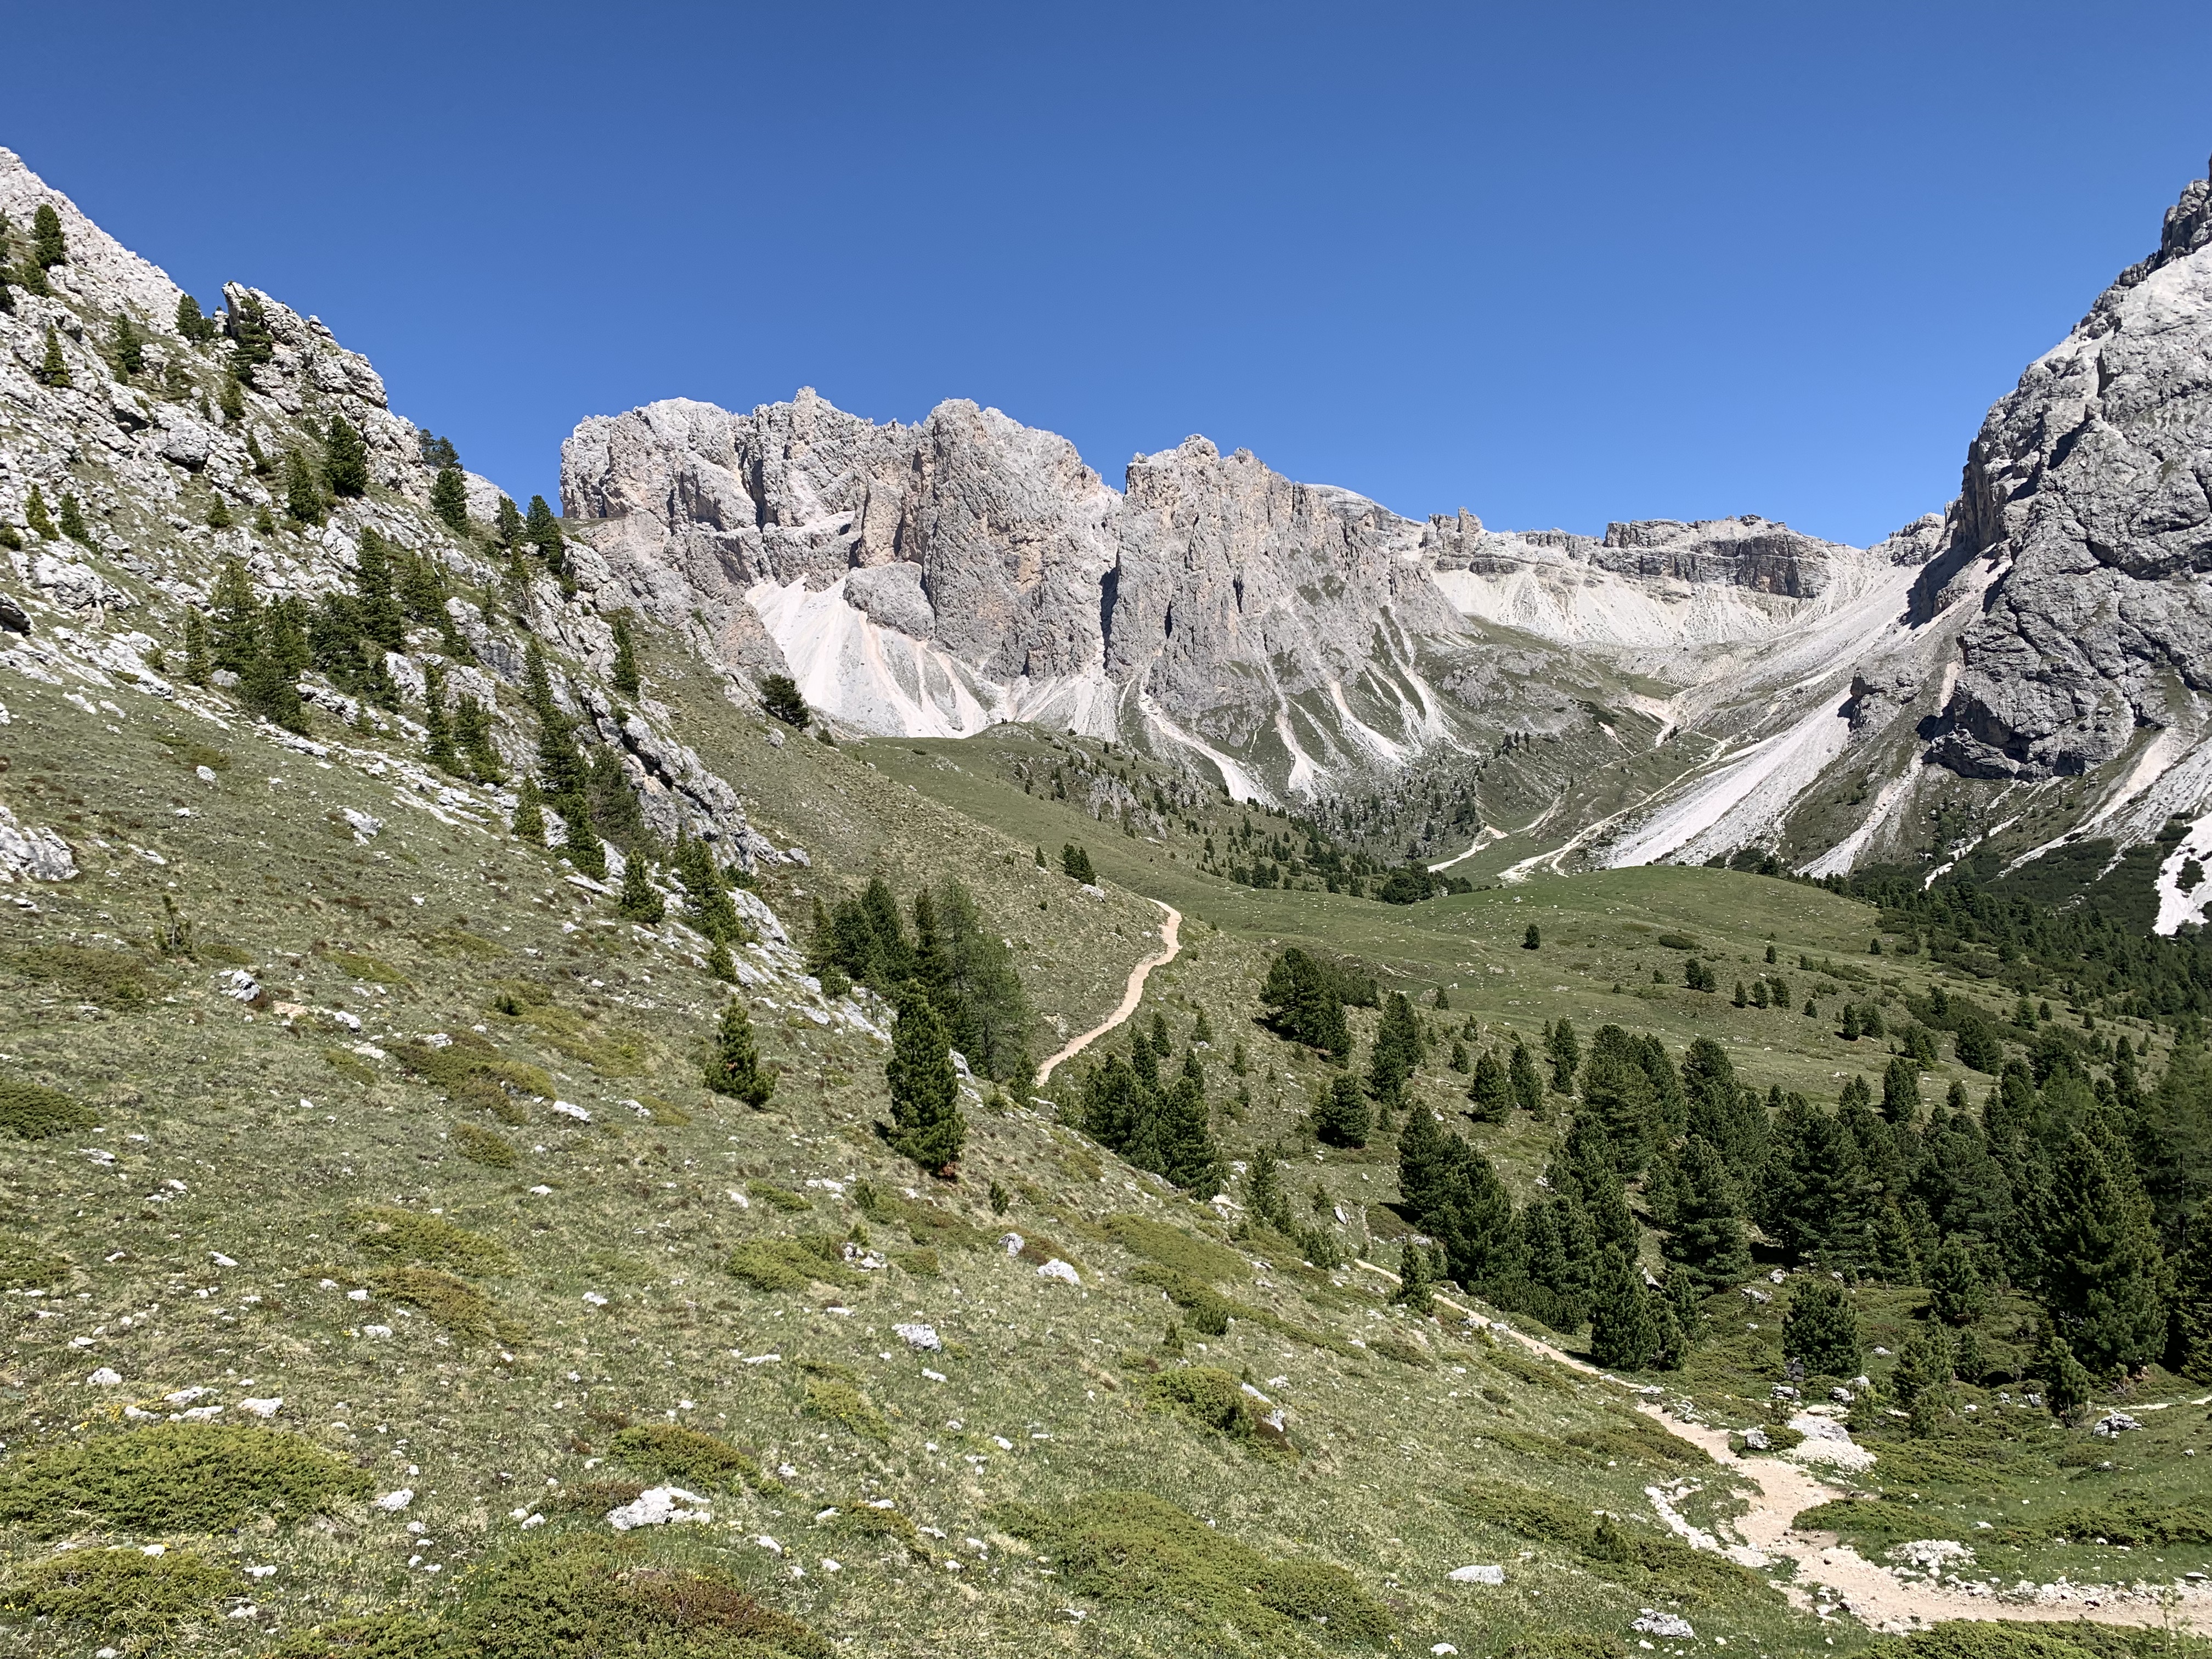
xmin=1928 ymin=157 xmax=2212 ymax=780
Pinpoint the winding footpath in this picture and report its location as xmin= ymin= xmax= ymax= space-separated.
xmin=1346 ymin=1260 xmax=2212 ymax=1636
xmin=1034 ymin=899 xmax=1181 ymax=1085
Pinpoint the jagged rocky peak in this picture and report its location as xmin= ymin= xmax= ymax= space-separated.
xmin=1430 ymin=509 xmax=1861 ymax=599
xmin=1927 ymin=153 xmax=2212 ymax=781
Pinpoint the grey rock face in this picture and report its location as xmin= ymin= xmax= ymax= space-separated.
xmin=1929 ymin=156 xmax=2212 ymax=779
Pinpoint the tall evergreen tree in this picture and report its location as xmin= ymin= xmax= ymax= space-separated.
xmin=57 ymin=493 xmax=88 ymax=544
xmin=1397 ymin=1107 xmax=1518 ymax=1292
xmin=1257 ymin=947 xmax=1351 ymax=1060
xmin=913 ymin=879 xmax=1031 ymax=1082
xmin=1578 ymin=1026 xmax=1659 ymax=1174
xmin=241 ymin=600 xmax=308 ymax=731
xmin=1782 ymin=1278 xmax=1862 ymax=1379
xmin=284 ymin=449 xmax=324 ymax=524
xmin=108 ymin=315 xmax=143 ymax=377
xmin=1508 ymin=1037 xmax=1545 ymax=1119
xmin=35 ymin=328 xmax=70 ymax=388
xmin=610 ymin=610 xmax=642 ymax=698
xmin=1544 ymin=1018 xmax=1580 ymax=1092
xmin=1367 ymin=990 xmax=1423 ymax=1111
xmin=1927 ymin=1237 xmax=1991 ymax=1325
xmin=703 ymin=998 xmax=774 ymax=1107
xmin=210 ymin=556 xmax=259 ymax=675
xmin=1662 ymin=1135 xmax=1751 ymax=1294
xmin=1881 ymin=1055 xmax=1923 ymax=1125
xmin=2041 ymin=1128 xmax=2167 ymax=1375
xmin=325 ymin=415 xmax=369 ymax=497
xmin=1588 ymin=1248 xmax=1661 ymax=1370
xmin=1467 ymin=1047 xmax=1511 ymax=1122
xmin=30 ymin=204 xmax=65 ymax=268
xmin=23 ymin=485 xmax=55 ymax=540
xmin=2037 ymin=1328 xmax=2094 ymax=1423
xmin=494 ymin=494 xmax=524 ymax=549
xmin=176 ymin=292 xmax=215 ymax=342
xmin=523 ymin=493 xmax=566 ymax=575
xmin=1314 ymin=1073 xmax=1370 ymax=1148
xmin=1394 ymin=1238 xmax=1435 ymax=1314
xmin=511 ymin=778 xmax=546 ymax=845
xmin=617 ymin=854 xmax=665 ymax=923
xmin=2166 ymin=1221 xmax=2212 ymax=1382
xmin=886 ymin=985 xmax=966 ymax=1176
xmin=431 ymin=464 xmax=470 ymax=533
xmin=453 ymin=695 xmax=504 ymax=782
xmin=422 ymin=664 xmax=459 ymax=770
xmin=673 ymin=832 xmax=743 ymax=943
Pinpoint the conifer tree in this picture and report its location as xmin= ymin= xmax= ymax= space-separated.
xmin=1060 ymin=842 xmax=1095 ymax=883
xmin=707 ymin=939 xmax=738 ymax=982
xmin=1579 ymin=1028 xmax=1659 ymax=1175
xmin=181 ymin=611 xmax=210 ymax=685
xmin=511 ymin=778 xmax=546 ymax=845
xmin=1927 ymin=1237 xmax=1990 ymax=1325
xmin=887 ymin=985 xmax=965 ymax=1176
xmin=610 ymin=610 xmax=641 ymax=697
xmin=673 ymin=832 xmax=742 ymax=943
xmin=1662 ymin=1135 xmax=1751 ymax=1293
xmin=523 ymin=493 xmax=566 ymax=573
xmin=31 ymin=204 xmax=66 ymax=268
xmin=229 ymin=292 xmax=275 ymax=367
xmin=1314 ymin=1073 xmax=1369 ymax=1148
xmin=616 ymin=854 xmax=664 ymax=922
xmin=57 ymin=493 xmax=89 ymax=544
xmin=210 ymin=557 xmax=259 ymax=674
xmin=1448 ymin=1039 xmax=1469 ymax=1073
xmin=241 ymin=600 xmax=308 ymax=731
xmin=1523 ymin=923 xmax=1541 ymax=950
xmin=1544 ymin=1018 xmax=1579 ymax=1092
xmin=1468 ymin=1048 xmax=1511 ymax=1122
xmin=1881 ymin=1055 xmax=1922 ymax=1125
xmin=703 ymin=998 xmax=775 ymax=1107
xmin=284 ymin=450 xmax=323 ymax=525
xmin=453 ymin=695 xmax=503 ymax=781
xmin=24 ymin=485 xmax=55 ymax=540
xmin=431 ymin=464 xmax=470 ymax=534
xmin=176 ymin=293 xmax=214 ymax=342
xmin=422 ymin=664 xmax=458 ymax=771
xmin=2042 ymin=1128 xmax=2166 ymax=1374
xmin=1246 ymin=1147 xmax=1296 ymax=1235
xmin=2166 ymin=1222 xmax=2212 ymax=1382
xmin=1394 ymin=1238 xmax=1435 ymax=1314
xmin=109 ymin=316 xmax=143 ymax=377
xmin=494 ymin=494 xmax=524 ymax=548
xmin=1782 ymin=1278 xmax=1862 ymax=1379
xmin=35 ymin=328 xmax=70 ymax=388
xmin=1589 ymin=1247 xmax=1661 ymax=1370
xmin=218 ymin=372 xmax=245 ymax=424
xmin=1368 ymin=991 xmax=1423 ymax=1111
xmin=325 ymin=416 xmax=368 ymax=498
xmin=2038 ymin=1328 xmax=2094 ymax=1422
xmin=556 ymin=798 xmax=606 ymax=879
xmin=1509 ymin=1037 xmax=1544 ymax=1118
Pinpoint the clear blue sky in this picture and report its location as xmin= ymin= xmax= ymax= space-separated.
xmin=9 ymin=1 xmax=2208 ymax=546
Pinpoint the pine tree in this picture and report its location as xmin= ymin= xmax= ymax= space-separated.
xmin=1578 ymin=1030 xmax=1659 ymax=1175
xmin=422 ymin=664 xmax=458 ymax=771
xmin=610 ymin=611 xmax=641 ymax=697
xmin=210 ymin=557 xmax=259 ymax=674
xmin=1840 ymin=1003 xmax=1861 ymax=1041
xmin=35 ymin=328 xmax=70 ymax=388
xmin=1927 ymin=1237 xmax=1991 ymax=1324
xmin=1468 ymin=1048 xmax=1511 ymax=1122
xmin=2038 ymin=1328 xmax=2094 ymax=1423
xmin=1589 ymin=1247 xmax=1661 ymax=1370
xmin=1367 ymin=991 xmax=1423 ymax=1111
xmin=241 ymin=600 xmax=308 ymax=731
xmin=176 ymin=293 xmax=215 ymax=342
xmin=703 ymin=998 xmax=774 ymax=1107
xmin=24 ymin=485 xmax=55 ymax=540
xmin=887 ymin=985 xmax=966 ymax=1176
xmin=283 ymin=450 xmax=323 ymax=526
xmin=1545 ymin=1018 xmax=1580 ymax=1092
xmin=494 ymin=494 xmax=524 ymax=549
xmin=109 ymin=316 xmax=143 ymax=377
xmin=325 ymin=416 xmax=368 ymax=497
xmin=1523 ymin=923 xmax=1541 ymax=950
xmin=1060 ymin=843 xmax=1095 ymax=884
xmin=2042 ymin=1128 xmax=2166 ymax=1374
xmin=1448 ymin=1039 xmax=1469 ymax=1073
xmin=1889 ymin=1326 xmax=1955 ymax=1409
xmin=616 ymin=854 xmax=665 ymax=923
xmin=218 ymin=372 xmax=245 ymax=424
xmin=181 ymin=611 xmax=210 ymax=685
xmin=511 ymin=778 xmax=547 ymax=845
xmin=430 ymin=464 xmax=470 ymax=533
xmin=229 ymin=292 xmax=275 ymax=367
xmin=1509 ymin=1038 xmax=1544 ymax=1119
xmin=453 ymin=695 xmax=504 ymax=782
xmin=760 ymin=672 xmax=808 ymax=726
xmin=1782 ymin=1278 xmax=1862 ymax=1379
xmin=1882 ymin=1055 xmax=1923 ymax=1125
xmin=30 ymin=204 xmax=65 ymax=268
xmin=1662 ymin=1135 xmax=1751 ymax=1293
xmin=1246 ymin=1147 xmax=1296 ymax=1235
xmin=57 ymin=493 xmax=89 ymax=544
xmin=523 ymin=493 xmax=566 ymax=573
xmin=707 ymin=939 xmax=738 ymax=983
xmin=1394 ymin=1238 xmax=1435 ymax=1314
xmin=1314 ymin=1073 xmax=1370 ymax=1148
xmin=2166 ymin=1221 xmax=2212 ymax=1381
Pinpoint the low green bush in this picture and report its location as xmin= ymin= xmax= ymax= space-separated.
xmin=1871 ymin=1622 xmax=2212 ymax=1659
xmin=5 ymin=942 xmax=158 ymax=1006
xmin=1792 ymin=1497 xmax=1935 ymax=1545
xmin=1448 ymin=1482 xmax=1765 ymax=1601
xmin=0 ymin=1423 xmax=369 ymax=1535
xmin=1101 ymin=1212 xmax=1245 ymax=1283
xmin=370 ymin=1265 xmax=502 ymax=1340
xmin=607 ymin=1424 xmax=763 ymax=1492
xmin=992 ymin=1489 xmax=1390 ymax=1646
xmin=1995 ymin=1499 xmax=2212 ymax=1548
xmin=352 ymin=1204 xmax=507 ymax=1272
xmin=0 ymin=1075 xmax=97 ymax=1139
xmin=0 ymin=1231 xmax=67 ymax=1289
xmin=1147 ymin=1364 xmax=1294 ymax=1455
xmin=726 ymin=1238 xmax=860 ymax=1293
xmin=452 ymin=1121 xmax=518 ymax=1167
xmin=746 ymin=1179 xmax=812 ymax=1212
xmin=800 ymin=1373 xmax=886 ymax=1440
xmin=1 ymin=1547 xmax=235 ymax=1633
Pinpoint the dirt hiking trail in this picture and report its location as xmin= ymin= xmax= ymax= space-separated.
xmin=1035 ymin=899 xmax=1181 ymax=1085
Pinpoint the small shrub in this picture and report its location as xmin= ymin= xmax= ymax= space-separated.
xmin=892 ymin=1247 xmax=941 ymax=1276
xmin=0 ymin=1424 xmax=369 ymax=1535
xmin=0 ymin=1075 xmax=98 ymax=1139
xmin=322 ymin=1047 xmax=379 ymax=1086
xmin=1791 ymin=1497 xmax=1934 ymax=1547
xmin=992 ymin=1489 xmax=1388 ymax=1645
xmin=801 ymin=1374 xmax=887 ymax=1438
xmin=747 ymin=1180 xmax=812 ymax=1212
xmin=5 ymin=943 xmax=157 ymax=1006
xmin=727 ymin=1238 xmax=861 ymax=1293
xmin=1994 ymin=1499 xmax=2212 ymax=1549
xmin=1369 ymin=1334 xmax=1434 ymax=1369
xmin=0 ymin=1232 xmax=67 ymax=1289
xmin=370 ymin=1265 xmax=498 ymax=1339
xmin=608 ymin=1424 xmax=762 ymax=1492
xmin=352 ymin=1205 xmax=507 ymax=1273
xmin=833 ymin=1501 xmax=932 ymax=1557
xmin=1655 ymin=932 xmax=1697 ymax=950
xmin=1 ymin=1547 xmax=235 ymax=1633
xmin=1101 ymin=1213 xmax=1244 ymax=1283
xmin=452 ymin=1122 xmax=518 ymax=1167
xmin=1147 ymin=1364 xmax=1293 ymax=1454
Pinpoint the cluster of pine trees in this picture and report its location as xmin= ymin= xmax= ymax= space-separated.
xmin=1079 ymin=1009 xmax=1227 ymax=1198
xmin=1256 ymin=947 xmax=1378 ymax=1062
xmin=806 ymin=877 xmax=1034 ymax=1085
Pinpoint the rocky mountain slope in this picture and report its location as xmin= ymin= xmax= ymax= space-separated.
xmin=562 ymin=154 xmax=2212 ymax=928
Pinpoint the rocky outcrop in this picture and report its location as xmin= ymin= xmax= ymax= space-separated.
xmin=1929 ymin=155 xmax=2212 ymax=779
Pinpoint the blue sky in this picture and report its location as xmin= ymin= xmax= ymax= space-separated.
xmin=9 ymin=1 xmax=2209 ymax=545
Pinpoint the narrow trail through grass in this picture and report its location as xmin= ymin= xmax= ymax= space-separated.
xmin=1035 ymin=899 xmax=1181 ymax=1082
